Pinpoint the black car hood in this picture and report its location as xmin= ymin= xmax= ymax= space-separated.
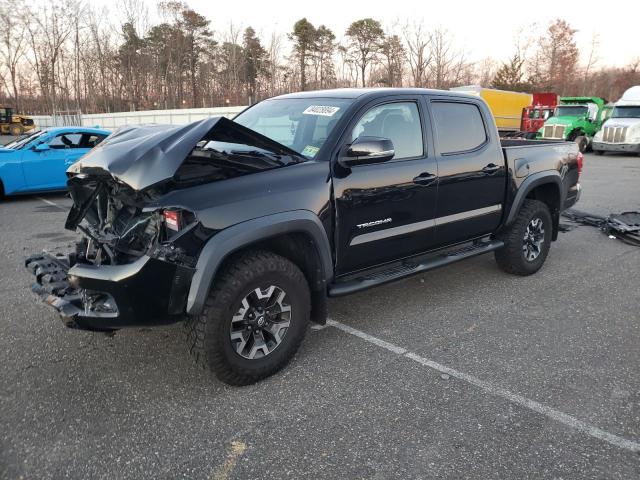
xmin=68 ymin=117 xmax=305 ymax=191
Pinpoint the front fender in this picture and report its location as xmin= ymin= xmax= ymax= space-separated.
xmin=186 ymin=210 xmax=333 ymax=316
xmin=0 ymin=152 xmax=25 ymax=194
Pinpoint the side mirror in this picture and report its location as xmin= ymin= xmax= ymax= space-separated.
xmin=34 ymin=143 xmax=50 ymax=152
xmin=339 ymin=136 xmax=395 ymax=168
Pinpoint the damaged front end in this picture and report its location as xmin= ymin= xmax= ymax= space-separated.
xmin=26 ymin=175 xmax=208 ymax=331
xmin=25 ymin=116 xmax=306 ymax=331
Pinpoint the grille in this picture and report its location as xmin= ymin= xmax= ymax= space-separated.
xmin=543 ymin=125 xmax=565 ymax=139
xmin=603 ymin=126 xmax=628 ymax=143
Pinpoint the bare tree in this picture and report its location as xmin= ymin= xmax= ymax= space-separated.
xmin=404 ymin=22 xmax=431 ymax=87
xmin=533 ymin=18 xmax=579 ymax=94
xmin=581 ymin=32 xmax=600 ymax=95
xmin=475 ymin=57 xmax=497 ymax=86
xmin=429 ymin=27 xmax=467 ymax=89
xmin=0 ymin=0 xmax=27 ymax=110
xmin=25 ymin=0 xmax=79 ymax=112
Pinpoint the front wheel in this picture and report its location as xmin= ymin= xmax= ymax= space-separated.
xmin=574 ymin=135 xmax=588 ymax=153
xmin=495 ymin=199 xmax=552 ymax=276
xmin=185 ymin=250 xmax=310 ymax=385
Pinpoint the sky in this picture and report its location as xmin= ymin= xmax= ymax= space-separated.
xmin=167 ymin=0 xmax=639 ymax=68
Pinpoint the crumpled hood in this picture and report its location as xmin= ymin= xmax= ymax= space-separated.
xmin=68 ymin=118 xmax=222 ymax=191
xmin=67 ymin=116 xmax=303 ymax=191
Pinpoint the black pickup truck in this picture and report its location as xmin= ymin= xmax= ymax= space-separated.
xmin=26 ymin=88 xmax=582 ymax=385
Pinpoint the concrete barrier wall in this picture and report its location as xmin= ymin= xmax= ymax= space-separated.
xmin=30 ymin=106 xmax=248 ymax=131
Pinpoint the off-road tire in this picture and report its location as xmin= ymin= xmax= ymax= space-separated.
xmin=9 ymin=124 xmax=23 ymax=136
xmin=494 ymin=199 xmax=552 ymax=276
xmin=185 ymin=250 xmax=310 ymax=386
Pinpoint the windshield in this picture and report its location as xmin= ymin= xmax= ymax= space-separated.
xmin=554 ymin=106 xmax=588 ymax=117
xmin=233 ymin=98 xmax=352 ymax=158
xmin=612 ymin=106 xmax=640 ymax=119
xmin=3 ymin=130 xmax=46 ymax=150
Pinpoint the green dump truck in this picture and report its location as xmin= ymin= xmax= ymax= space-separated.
xmin=537 ymin=97 xmax=611 ymax=152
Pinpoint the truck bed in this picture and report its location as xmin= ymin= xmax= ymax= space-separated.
xmin=500 ymin=137 xmax=581 ymax=213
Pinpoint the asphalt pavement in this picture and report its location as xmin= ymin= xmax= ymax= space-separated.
xmin=1 ymin=152 xmax=639 ymax=479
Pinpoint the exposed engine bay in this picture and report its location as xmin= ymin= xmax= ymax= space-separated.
xmin=68 ymin=178 xmax=164 ymax=266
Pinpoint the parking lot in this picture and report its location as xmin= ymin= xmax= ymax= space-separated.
xmin=1 ymin=151 xmax=639 ymax=479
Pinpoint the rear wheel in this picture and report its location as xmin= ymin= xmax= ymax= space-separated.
xmin=185 ymin=250 xmax=310 ymax=385
xmin=495 ymin=199 xmax=552 ymax=276
xmin=9 ymin=124 xmax=23 ymax=136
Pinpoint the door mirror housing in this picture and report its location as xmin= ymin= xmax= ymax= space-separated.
xmin=339 ymin=136 xmax=395 ymax=168
xmin=33 ymin=143 xmax=50 ymax=152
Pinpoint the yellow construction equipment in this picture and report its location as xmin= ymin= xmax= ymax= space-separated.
xmin=450 ymin=86 xmax=532 ymax=134
xmin=0 ymin=106 xmax=36 ymax=136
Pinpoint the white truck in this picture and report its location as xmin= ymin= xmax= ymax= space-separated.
xmin=592 ymin=86 xmax=640 ymax=155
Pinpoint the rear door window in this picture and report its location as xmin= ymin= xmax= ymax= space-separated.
xmin=431 ymin=102 xmax=487 ymax=154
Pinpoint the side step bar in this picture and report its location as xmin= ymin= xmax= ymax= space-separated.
xmin=328 ymin=240 xmax=504 ymax=297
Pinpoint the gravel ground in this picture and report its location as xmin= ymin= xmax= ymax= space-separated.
xmin=1 ymin=152 xmax=639 ymax=479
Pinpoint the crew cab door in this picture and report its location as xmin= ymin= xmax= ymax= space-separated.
xmin=333 ymin=97 xmax=438 ymax=274
xmin=427 ymin=97 xmax=506 ymax=246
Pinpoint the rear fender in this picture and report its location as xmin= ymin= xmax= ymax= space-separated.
xmin=505 ymin=171 xmax=562 ymax=232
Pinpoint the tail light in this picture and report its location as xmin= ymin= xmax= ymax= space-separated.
xmin=577 ymin=152 xmax=584 ymax=176
xmin=163 ymin=210 xmax=182 ymax=232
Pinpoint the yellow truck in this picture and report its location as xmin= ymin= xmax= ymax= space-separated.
xmin=0 ymin=106 xmax=36 ymax=136
xmin=449 ymin=86 xmax=532 ymax=135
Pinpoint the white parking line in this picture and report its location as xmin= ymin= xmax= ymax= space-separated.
xmin=36 ymin=196 xmax=62 ymax=208
xmin=326 ymin=318 xmax=640 ymax=453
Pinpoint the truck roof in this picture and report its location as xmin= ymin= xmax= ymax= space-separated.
xmin=617 ymin=86 xmax=640 ymax=105
xmin=560 ymin=96 xmax=606 ymax=106
xmin=273 ymin=87 xmax=478 ymax=101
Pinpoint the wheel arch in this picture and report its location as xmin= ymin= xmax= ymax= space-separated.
xmin=186 ymin=210 xmax=333 ymax=320
xmin=505 ymin=172 xmax=562 ymax=240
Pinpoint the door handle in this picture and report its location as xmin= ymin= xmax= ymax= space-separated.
xmin=482 ymin=163 xmax=500 ymax=174
xmin=413 ymin=172 xmax=437 ymax=185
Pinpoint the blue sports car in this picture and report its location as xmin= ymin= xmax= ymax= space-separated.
xmin=0 ymin=126 xmax=110 ymax=196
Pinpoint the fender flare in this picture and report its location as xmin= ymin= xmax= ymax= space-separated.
xmin=505 ymin=171 xmax=562 ymax=226
xmin=186 ymin=210 xmax=333 ymax=316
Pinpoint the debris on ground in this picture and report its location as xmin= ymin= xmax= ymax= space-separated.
xmin=562 ymin=209 xmax=640 ymax=246
xmin=558 ymin=223 xmax=577 ymax=232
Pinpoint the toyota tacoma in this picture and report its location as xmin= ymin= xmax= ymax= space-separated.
xmin=26 ymin=88 xmax=583 ymax=385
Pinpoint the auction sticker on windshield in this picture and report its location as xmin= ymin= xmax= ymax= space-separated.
xmin=302 ymin=145 xmax=320 ymax=158
xmin=303 ymin=105 xmax=340 ymax=117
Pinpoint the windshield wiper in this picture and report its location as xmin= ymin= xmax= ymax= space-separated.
xmin=227 ymin=149 xmax=287 ymax=166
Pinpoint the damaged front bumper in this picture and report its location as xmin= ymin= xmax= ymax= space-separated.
xmin=26 ymin=252 xmax=194 ymax=331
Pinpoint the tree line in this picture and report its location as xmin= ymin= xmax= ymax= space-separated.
xmin=1 ymin=0 xmax=639 ymax=115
